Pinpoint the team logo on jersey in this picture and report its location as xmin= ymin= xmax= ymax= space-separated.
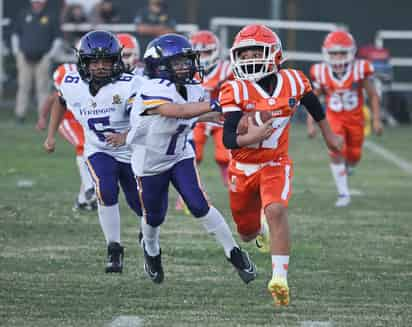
xmin=268 ymin=98 xmax=276 ymax=106
xmin=112 ymin=94 xmax=122 ymax=104
xmin=288 ymin=97 xmax=297 ymax=108
xmin=245 ymin=102 xmax=256 ymax=110
xmin=40 ymin=16 xmax=49 ymax=25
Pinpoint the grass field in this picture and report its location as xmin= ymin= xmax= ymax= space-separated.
xmin=1 ymin=108 xmax=411 ymax=327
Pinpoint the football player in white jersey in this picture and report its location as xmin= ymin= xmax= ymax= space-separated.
xmin=44 ymin=30 xmax=144 ymax=274
xmin=124 ymin=34 xmax=257 ymax=284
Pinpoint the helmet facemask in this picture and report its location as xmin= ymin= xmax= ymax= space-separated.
xmin=323 ymin=47 xmax=355 ymax=75
xmin=167 ymin=52 xmax=203 ymax=85
xmin=231 ymin=44 xmax=280 ymax=82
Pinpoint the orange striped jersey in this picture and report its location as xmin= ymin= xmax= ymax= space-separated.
xmin=53 ymin=64 xmax=78 ymax=120
xmin=310 ymin=59 xmax=374 ymax=123
xmin=53 ymin=63 xmax=78 ymax=91
xmin=219 ymin=69 xmax=312 ymax=163
xmin=200 ymin=60 xmax=233 ymax=100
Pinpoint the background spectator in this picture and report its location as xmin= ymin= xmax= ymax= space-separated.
xmin=134 ymin=0 xmax=176 ymax=51
xmin=61 ymin=3 xmax=88 ymax=46
xmin=89 ymin=0 xmax=120 ymax=24
xmin=11 ymin=0 xmax=62 ymax=124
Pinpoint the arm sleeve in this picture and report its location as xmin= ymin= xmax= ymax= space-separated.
xmin=301 ymin=91 xmax=325 ymax=122
xmin=223 ymin=111 xmax=243 ymax=149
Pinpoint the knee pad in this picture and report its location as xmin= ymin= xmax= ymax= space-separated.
xmin=145 ymin=212 xmax=166 ymax=228
xmin=188 ymin=199 xmax=210 ymax=218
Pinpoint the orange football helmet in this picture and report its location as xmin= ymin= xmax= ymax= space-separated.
xmin=190 ymin=30 xmax=220 ymax=71
xmin=322 ymin=30 xmax=356 ymax=74
xmin=117 ymin=33 xmax=140 ymax=72
xmin=230 ymin=24 xmax=285 ymax=81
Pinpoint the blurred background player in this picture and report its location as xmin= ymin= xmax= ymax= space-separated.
xmin=44 ymin=30 xmax=144 ymax=274
xmin=116 ymin=33 xmax=144 ymax=75
xmin=125 ymin=34 xmax=256 ymax=285
xmin=190 ymin=30 xmax=232 ymax=186
xmin=133 ymin=0 xmax=176 ymax=51
xmin=36 ymin=60 xmax=97 ymax=211
xmin=220 ymin=24 xmax=342 ymax=306
xmin=307 ymin=30 xmax=383 ymax=207
xmin=11 ymin=0 xmax=62 ymax=124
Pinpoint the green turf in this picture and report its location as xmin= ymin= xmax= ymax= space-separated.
xmin=1 ymin=109 xmax=411 ymax=327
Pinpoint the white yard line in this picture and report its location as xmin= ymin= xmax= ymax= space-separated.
xmin=364 ymin=140 xmax=412 ymax=175
xmin=301 ymin=321 xmax=334 ymax=327
xmin=108 ymin=316 xmax=143 ymax=327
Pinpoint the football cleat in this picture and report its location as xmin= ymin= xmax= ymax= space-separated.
xmin=85 ymin=188 xmax=98 ymax=210
xmin=268 ymin=276 xmax=289 ymax=306
xmin=142 ymin=242 xmax=164 ymax=284
xmin=227 ymin=247 xmax=257 ymax=284
xmin=335 ymin=194 xmax=351 ymax=207
xmin=255 ymin=214 xmax=270 ymax=253
xmin=73 ymin=198 xmax=97 ymax=212
xmin=105 ymin=242 xmax=124 ymax=273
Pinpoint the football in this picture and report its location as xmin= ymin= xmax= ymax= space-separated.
xmin=236 ymin=111 xmax=273 ymax=135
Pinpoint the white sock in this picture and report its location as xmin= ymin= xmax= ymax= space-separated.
xmin=77 ymin=183 xmax=86 ymax=204
xmin=141 ymin=219 xmax=160 ymax=256
xmin=330 ymin=163 xmax=350 ymax=197
xmin=198 ymin=206 xmax=238 ymax=258
xmin=259 ymin=211 xmax=269 ymax=236
xmin=98 ymin=203 xmax=121 ymax=245
xmin=272 ymin=255 xmax=289 ymax=279
xmin=76 ymin=155 xmax=94 ymax=191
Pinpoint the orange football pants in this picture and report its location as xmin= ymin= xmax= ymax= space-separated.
xmin=328 ymin=115 xmax=364 ymax=164
xmin=227 ymin=159 xmax=293 ymax=236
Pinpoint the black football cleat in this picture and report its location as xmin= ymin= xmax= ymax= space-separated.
xmin=228 ymin=247 xmax=257 ymax=284
xmin=105 ymin=242 xmax=124 ymax=273
xmin=142 ymin=242 xmax=164 ymax=284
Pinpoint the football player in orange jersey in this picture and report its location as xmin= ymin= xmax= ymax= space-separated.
xmin=307 ymin=30 xmax=383 ymax=207
xmin=37 ymin=62 xmax=97 ymax=211
xmin=190 ymin=30 xmax=232 ymax=186
xmin=116 ymin=33 xmax=144 ymax=75
xmin=220 ymin=24 xmax=342 ymax=306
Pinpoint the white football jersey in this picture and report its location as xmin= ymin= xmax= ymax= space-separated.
xmin=127 ymin=79 xmax=206 ymax=176
xmin=59 ymin=71 xmax=145 ymax=163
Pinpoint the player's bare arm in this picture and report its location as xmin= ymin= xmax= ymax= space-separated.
xmin=318 ymin=119 xmax=343 ymax=153
xmin=36 ymin=92 xmax=58 ymax=131
xmin=43 ymin=96 xmax=65 ymax=153
xmin=196 ymin=111 xmax=223 ymax=124
xmin=301 ymin=90 xmax=342 ymax=152
xmin=363 ymin=78 xmax=383 ymax=135
xmin=146 ymin=100 xmax=219 ymax=118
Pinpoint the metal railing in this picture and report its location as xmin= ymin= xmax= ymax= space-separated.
xmin=210 ymin=17 xmax=345 ymax=62
xmin=375 ymin=29 xmax=412 ymax=92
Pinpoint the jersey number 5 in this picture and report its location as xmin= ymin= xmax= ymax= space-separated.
xmin=88 ymin=116 xmax=116 ymax=142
